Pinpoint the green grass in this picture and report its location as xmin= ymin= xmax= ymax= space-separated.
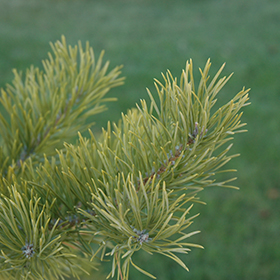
xmin=1 ymin=0 xmax=280 ymax=279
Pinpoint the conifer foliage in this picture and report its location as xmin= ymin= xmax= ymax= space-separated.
xmin=0 ymin=36 xmax=250 ymax=279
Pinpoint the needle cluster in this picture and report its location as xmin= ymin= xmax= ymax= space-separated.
xmin=0 ymin=37 xmax=249 ymax=279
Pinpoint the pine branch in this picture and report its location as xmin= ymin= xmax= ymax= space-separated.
xmin=0 ymin=37 xmax=250 ymax=280
xmin=0 ymin=35 xmax=124 ymax=191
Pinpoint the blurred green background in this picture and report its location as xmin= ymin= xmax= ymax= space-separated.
xmin=0 ymin=0 xmax=279 ymax=279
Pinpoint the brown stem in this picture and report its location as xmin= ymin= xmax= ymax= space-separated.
xmin=115 ymin=253 xmax=124 ymax=280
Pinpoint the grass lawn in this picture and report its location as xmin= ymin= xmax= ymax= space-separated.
xmin=0 ymin=0 xmax=280 ymax=279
